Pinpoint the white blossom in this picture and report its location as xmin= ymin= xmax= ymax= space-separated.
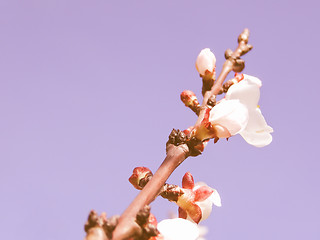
xmin=209 ymin=99 xmax=249 ymax=138
xmin=157 ymin=218 xmax=200 ymax=240
xmin=203 ymin=74 xmax=273 ymax=147
xmin=225 ymin=74 xmax=273 ymax=147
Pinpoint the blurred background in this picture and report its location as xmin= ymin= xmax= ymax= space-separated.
xmin=0 ymin=0 xmax=319 ymax=239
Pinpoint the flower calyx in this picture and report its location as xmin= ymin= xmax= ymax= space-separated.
xmin=193 ymin=108 xmax=221 ymax=143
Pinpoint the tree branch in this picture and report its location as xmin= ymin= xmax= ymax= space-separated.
xmin=88 ymin=28 xmax=253 ymax=240
xmin=86 ymin=227 xmax=109 ymax=240
xmin=111 ymin=144 xmax=189 ymax=240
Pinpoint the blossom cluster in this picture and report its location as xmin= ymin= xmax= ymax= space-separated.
xmin=129 ymin=169 xmax=220 ymax=240
xmin=195 ymin=48 xmax=273 ymax=147
xmin=122 ymin=47 xmax=273 ymax=240
xmin=155 ymin=48 xmax=273 ymax=239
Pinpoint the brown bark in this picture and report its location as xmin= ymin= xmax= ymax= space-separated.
xmin=112 ymin=144 xmax=189 ymax=240
xmin=85 ymin=28 xmax=253 ymax=240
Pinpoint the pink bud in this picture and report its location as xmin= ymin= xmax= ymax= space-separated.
xmin=129 ymin=167 xmax=153 ymax=190
xmin=182 ymin=172 xmax=195 ymax=189
xmin=195 ymin=48 xmax=216 ymax=77
xmin=180 ymin=90 xmax=198 ymax=107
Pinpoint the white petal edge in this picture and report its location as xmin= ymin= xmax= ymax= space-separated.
xmin=193 ymin=183 xmax=221 ymax=221
xmin=240 ymin=108 xmax=273 ymax=147
xmin=244 ymin=108 xmax=273 ymax=132
xmin=243 ymin=74 xmax=262 ymax=87
xmin=191 ymin=183 xmax=213 ymax=222
xmin=196 ymin=199 xmax=213 ymax=222
xmin=225 ymin=74 xmax=261 ymax=109
xmin=157 ymin=218 xmax=200 ymax=240
xmin=197 ymin=225 xmax=209 ymax=239
xmin=240 ymin=130 xmax=272 ymax=147
xmin=210 ymin=99 xmax=249 ymax=136
xmin=209 ymin=189 xmax=222 ymax=207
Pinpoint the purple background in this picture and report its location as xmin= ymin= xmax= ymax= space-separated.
xmin=1 ymin=1 xmax=319 ymax=239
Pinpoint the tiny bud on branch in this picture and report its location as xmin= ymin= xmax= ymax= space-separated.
xmin=180 ymin=90 xmax=201 ymax=115
xmin=129 ymin=167 xmax=153 ymax=190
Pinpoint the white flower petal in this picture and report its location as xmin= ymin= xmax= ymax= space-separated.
xmin=209 ymin=99 xmax=249 ymax=136
xmin=225 ymin=74 xmax=261 ymax=109
xmin=192 ymin=183 xmax=221 ymax=221
xmin=240 ymin=108 xmax=273 ymax=147
xmin=245 ymin=108 xmax=273 ymax=132
xmin=197 ymin=225 xmax=209 ymax=239
xmin=243 ymin=74 xmax=262 ymax=87
xmin=209 ymin=189 xmax=222 ymax=207
xmin=240 ymin=130 xmax=272 ymax=147
xmin=195 ymin=48 xmax=216 ymax=75
xmin=158 ymin=218 xmax=200 ymax=240
xmin=193 ymin=182 xmax=208 ymax=188
xmin=197 ymin=200 xmax=213 ymax=221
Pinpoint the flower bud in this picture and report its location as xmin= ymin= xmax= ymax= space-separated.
xmin=195 ymin=48 xmax=216 ymax=78
xmin=180 ymin=90 xmax=198 ymax=107
xmin=175 ymin=172 xmax=221 ymax=224
xmin=129 ymin=167 xmax=153 ymax=190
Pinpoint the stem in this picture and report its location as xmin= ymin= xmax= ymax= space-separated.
xmin=195 ymin=60 xmax=233 ymax=126
xmin=112 ymin=144 xmax=189 ymax=240
xmin=109 ymin=28 xmax=252 ymax=240
xmin=85 ymin=227 xmax=108 ymax=240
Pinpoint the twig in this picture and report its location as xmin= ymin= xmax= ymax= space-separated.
xmin=86 ymin=227 xmax=108 ymax=240
xmin=111 ymin=144 xmax=189 ymax=240
xmin=195 ymin=28 xmax=252 ymax=127
xmin=100 ymin=28 xmax=253 ymax=240
xmin=84 ymin=210 xmax=109 ymax=240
